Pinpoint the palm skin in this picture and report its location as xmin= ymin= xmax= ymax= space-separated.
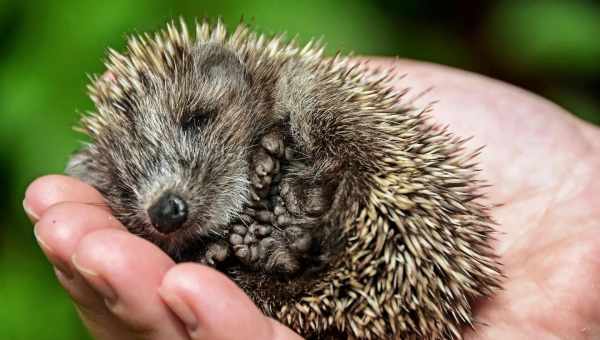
xmin=24 ymin=59 xmax=600 ymax=340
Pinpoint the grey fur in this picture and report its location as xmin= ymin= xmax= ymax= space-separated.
xmin=67 ymin=20 xmax=503 ymax=339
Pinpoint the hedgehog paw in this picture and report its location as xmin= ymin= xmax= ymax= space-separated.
xmin=230 ymin=222 xmax=273 ymax=266
xmin=199 ymin=242 xmax=229 ymax=267
xmin=285 ymin=226 xmax=314 ymax=253
xmin=280 ymin=177 xmax=331 ymax=218
xmin=254 ymin=226 xmax=315 ymax=274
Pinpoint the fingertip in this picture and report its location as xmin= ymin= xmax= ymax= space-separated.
xmin=24 ymin=174 xmax=106 ymax=219
xmin=161 ymin=263 xmax=241 ymax=299
xmin=73 ymin=228 xmax=174 ymax=283
xmin=157 ymin=284 xmax=198 ymax=333
xmin=23 ymin=198 xmax=39 ymax=222
xmin=160 ymin=263 xmax=276 ymax=340
xmin=71 ymin=228 xmax=176 ymax=309
xmin=33 ymin=202 xmax=123 ymax=276
xmin=71 ymin=228 xmax=188 ymax=338
xmin=70 ymin=229 xmax=148 ymax=311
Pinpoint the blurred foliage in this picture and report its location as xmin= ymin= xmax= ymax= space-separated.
xmin=0 ymin=0 xmax=598 ymax=339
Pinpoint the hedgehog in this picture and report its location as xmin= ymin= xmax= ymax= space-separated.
xmin=65 ymin=19 xmax=503 ymax=339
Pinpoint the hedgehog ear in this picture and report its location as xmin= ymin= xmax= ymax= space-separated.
xmin=194 ymin=43 xmax=250 ymax=86
xmin=65 ymin=146 xmax=103 ymax=190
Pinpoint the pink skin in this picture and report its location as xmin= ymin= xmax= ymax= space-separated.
xmin=24 ymin=59 xmax=600 ymax=339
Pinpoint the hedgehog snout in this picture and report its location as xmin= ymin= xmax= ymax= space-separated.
xmin=147 ymin=192 xmax=188 ymax=234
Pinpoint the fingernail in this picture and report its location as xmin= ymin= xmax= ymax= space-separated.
xmin=34 ymin=226 xmax=74 ymax=279
xmin=53 ymin=263 xmax=74 ymax=280
xmin=54 ymin=266 xmax=74 ymax=282
xmin=159 ymin=286 xmax=198 ymax=333
xmin=23 ymin=199 xmax=39 ymax=223
xmin=72 ymin=254 xmax=117 ymax=304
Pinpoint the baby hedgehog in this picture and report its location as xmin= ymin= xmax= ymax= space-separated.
xmin=66 ymin=19 xmax=502 ymax=340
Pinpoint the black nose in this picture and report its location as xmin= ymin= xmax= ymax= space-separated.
xmin=148 ymin=193 xmax=188 ymax=234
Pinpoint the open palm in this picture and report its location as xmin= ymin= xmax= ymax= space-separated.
xmin=392 ymin=61 xmax=600 ymax=339
xmin=24 ymin=60 xmax=600 ymax=340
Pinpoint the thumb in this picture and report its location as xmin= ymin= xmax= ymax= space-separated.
xmin=159 ymin=263 xmax=303 ymax=340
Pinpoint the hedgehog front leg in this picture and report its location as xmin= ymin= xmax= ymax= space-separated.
xmin=229 ymin=64 xmax=354 ymax=274
xmin=226 ymin=127 xmax=334 ymax=274
xmin=261 ymin=152 xmax=338 ymax=274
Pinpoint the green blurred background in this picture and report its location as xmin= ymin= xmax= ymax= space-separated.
xmin=1 ymin=0 xmax=598 ymax=339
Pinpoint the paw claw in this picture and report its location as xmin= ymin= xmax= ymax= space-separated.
xmin=235 ymin=245 xmax=249 ymax=261
xmin=230 ymin=233 xmax=243 ymax=245
xmin=261 ymin=131 xmax=285 ymax=157
xmin=201 ymin=242 xmax=229 ymax=266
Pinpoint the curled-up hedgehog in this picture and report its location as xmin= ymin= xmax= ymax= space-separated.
xmin=66 ymin=19 xmax=503 ymax=340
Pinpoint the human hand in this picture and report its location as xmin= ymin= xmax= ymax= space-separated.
xmin=379 ymin=60 xmax=600 ymax=339
xmin=23 ymin=173 xmax=302 ymax=340
xmin=24 ymin=59 xmax=600 ymax=339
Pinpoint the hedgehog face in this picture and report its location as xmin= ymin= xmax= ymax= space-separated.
xmin=68 ymin=44 xmax=264 ymax=259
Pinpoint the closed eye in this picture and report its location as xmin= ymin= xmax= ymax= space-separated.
xmin=182 ymin=110 xmax=213 ymax=131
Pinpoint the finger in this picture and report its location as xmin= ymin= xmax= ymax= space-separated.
xmin=34 ymin=201 xmax=139 ymax=340
xmin=73 ymin=228 xmax=188 ymax=340
xmin=159 ymin=263 xmax=303 ymax=340
xmin=24 ymin=174 xmax=107 ymax=223
xmin=34 ymin=201 xmax=123 ymax=304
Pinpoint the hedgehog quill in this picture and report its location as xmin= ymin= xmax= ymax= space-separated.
xmin=66 ymin=19 xmax=503 ymax=339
